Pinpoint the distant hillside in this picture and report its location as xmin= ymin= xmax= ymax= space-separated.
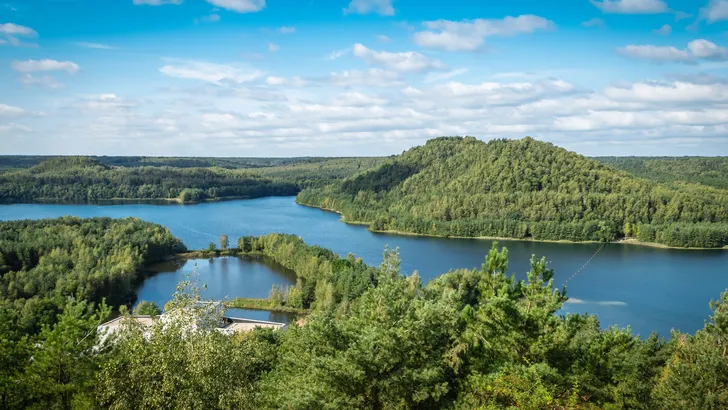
xmin=0 ymin=156 xmax=386 ymax=204
xmin=298 ymin=137 xmax=728 ymax=248
xmin=596 ymin=156 xmax=728 ymax=190
xmin=0 ymin=155 xmax=382 ymax=170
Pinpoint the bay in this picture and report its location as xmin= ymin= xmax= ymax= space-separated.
xmin=2 ymin=196 xmax=727 ymax=336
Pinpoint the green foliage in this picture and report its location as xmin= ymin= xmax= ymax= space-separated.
xmin=597 ymin=156 xmax=728 ymax=190
xmin=133 ymin=301 xmax=161 ymax=316
xmin=0 ymin=217 xmax=184 ymax=333
xmin=0 ymin=156 xmax=386 ymax=203
xmin=219 ymin=234 xmax=229 ymax=250
xmin=237 ymin=234 xmax=378 ymax=312
xmin=298 ymin=137 xmax=728 ymax=248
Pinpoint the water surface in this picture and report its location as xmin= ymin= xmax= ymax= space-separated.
xmin=2 ymin=196 xmax=728 ymax=336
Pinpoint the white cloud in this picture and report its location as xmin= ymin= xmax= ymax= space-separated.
xmin=618 ymin=39 xmax=728 ymax=63
xmin=277 ymin=26 xmax=295 ymax=34
xmin=205 ymin=0 xmax=265 ymax=13
xmin=701 ymin=0 xmax=728 ymax=23
xmin=0 ymin=103 xmax=26 ymax=117
xmin=604 ymin=81 xmax=728 ymax=103
xmin=618 ymin=45 xmax=693 ymax=63
xmin=265 ymin=76 xmax=308 ymax=87
xmin=0 ymin=23 xmax=37 ymax=36
xmin=590 ymin=0 xmax=668 ymax=14
xmin=159 ymin=60 xmax=264 ymax=84
xmin=76 ymin=41 xmax=115 ymax=49
xmin=0 ymin=23 xmax=38 ymax=47
xmin=18 ymin=74 xmax=65 ymax=89
xmin=132 ymin=0 xmax=183 ymax=5
xmin=328 ymin=69 xmax=404 ymax=87
xmin=352 ymin=43 xmax=447 ymax=72
xmin=423 ymin=68 xmax=469 ymax=83
xmin=582 ymin=18 xmax=605 ymax=28
xmin=376 ymin=34 xmax=392 ymax=42
xmin=413 ymin=15 xmax=554 ymax=52
xmin=268 ymin=42 xmax=279 ymax=52
xmin=11 ymin=59 xmax=80 ymax=73
xmin=688 ymin=39 xmax=728 ymax=60
xmin=653 ymin=24 xmax=672 ymax=35
xmin=343 ymin=0 xmax=394 ymax=16
xmin=327 ymin=47 xmax=351 ymax=60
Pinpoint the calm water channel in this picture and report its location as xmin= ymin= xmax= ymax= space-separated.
xmin=2 ymin=196 xmax=728 ymax=336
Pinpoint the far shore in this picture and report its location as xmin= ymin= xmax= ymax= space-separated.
xmin=296 ymin=200 xmax=728 ymax=251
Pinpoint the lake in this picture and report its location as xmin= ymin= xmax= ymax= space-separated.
xmin=2 ymin=196 xmax=728 ymax=336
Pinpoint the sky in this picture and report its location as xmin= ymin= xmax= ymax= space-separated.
xmin=1 ymin=0 xmax=728 ymax=157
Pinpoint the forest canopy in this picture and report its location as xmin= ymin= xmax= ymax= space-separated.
xmin=0 ymin=156 xmax=386 ymax=204
xmin=297 ymin=137 xmax=728 ymax=248
xmin=1 ymin=226 xmax=727 ymax=409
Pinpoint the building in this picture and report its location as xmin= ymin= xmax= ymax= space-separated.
xmin=97 ymin=313 xmax=286 ymax=344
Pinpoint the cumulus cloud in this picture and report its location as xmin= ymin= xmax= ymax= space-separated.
xmin=701 ymin=0 xmax=728 ymax=23
xmin=268 ymin=42 xmax=279 ymax=52
xmin=159 ymin=60 xmax=264 ymax=85
xmin=688 ymin=39 xmax=728 ymax=60
xmin=265 ymin=76 xmax=308 ymax=87
xmin=352 ymin=43 xmax=447 ymax=72
xmin=617 ymin=45 xmax=693 ymax=63
xmin=11 ymin=59 xmax=80 ymax=73
xmin=205 ymin=0 xmax=265 ymax=13
xmin=618 ymin=39 xmax=728 ymax=63
xmin=653 ymin=24 xmax=672 ymax=35
xmin=25 ymin=70 xmax=728 ymax=156
xmin=590 ymin=0 xmax=668 ymax=14
xmin=413 ymin=15 xmax=554 ymax=52
xmin=343 ymin=0 xmax=394 ymax=16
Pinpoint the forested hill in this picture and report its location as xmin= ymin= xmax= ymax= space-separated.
xmin=595 ymin=156 xmax=728 ymax=190
xmin=297 ymin=136 xmax=728 ymax=248
xmin=0 ymin=156 xmax=386 ymax=204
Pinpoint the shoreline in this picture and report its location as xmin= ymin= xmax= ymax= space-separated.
xmin=296 ymin=200 xmax=728 ymax=251
xmin=1 ymin=194 xmax=291 ymax=206
xmin=225 ymin=298 xmax=307 ymax=315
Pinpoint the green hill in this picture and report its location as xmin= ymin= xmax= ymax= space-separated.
xmin=297 ymin=137 xmax=728 ymax=248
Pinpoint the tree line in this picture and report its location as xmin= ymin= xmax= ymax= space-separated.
xmin=297 ymin=137 xmax=728 ymax=248
xmin=0 ymin=217 xmax=184 ymax=334
xmin=0 ymin=156 xmax=386 ymax=204
xmin=2 ymin=225 xmax=728 ymax=408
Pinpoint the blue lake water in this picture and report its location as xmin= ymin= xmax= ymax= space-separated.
xmin=2 ymin=196 xmax=728 ymax=336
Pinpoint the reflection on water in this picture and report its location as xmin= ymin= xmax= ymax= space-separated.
xmin=2 ymin=196 xmax=728 ymax=336
xmin=138 ymin=256 xmax=298 ymax=323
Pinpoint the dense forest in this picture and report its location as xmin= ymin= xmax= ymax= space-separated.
xmin=0 ymin=217 xmax=184 ymax=334
xmin=0 ymin=155 xmax=386 ymax=170
xmin=297 ymin=137 xmax=728 ymax=248
xmin=0 ymin=156 xmax=385 ymax=204
xmin=1 ymin=223 xmax=727 ymax=409
xmin=596 ymin=156 xmax=728 ymax=190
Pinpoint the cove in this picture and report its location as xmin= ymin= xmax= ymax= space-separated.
xmin=2 ymin=196 xmax=728 ymax=337
xmin=140 ymin=256 xmax=298 ymax=323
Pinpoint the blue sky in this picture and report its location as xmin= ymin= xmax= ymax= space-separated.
xmin=1 ymin=0 xmax=728 ymax=156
